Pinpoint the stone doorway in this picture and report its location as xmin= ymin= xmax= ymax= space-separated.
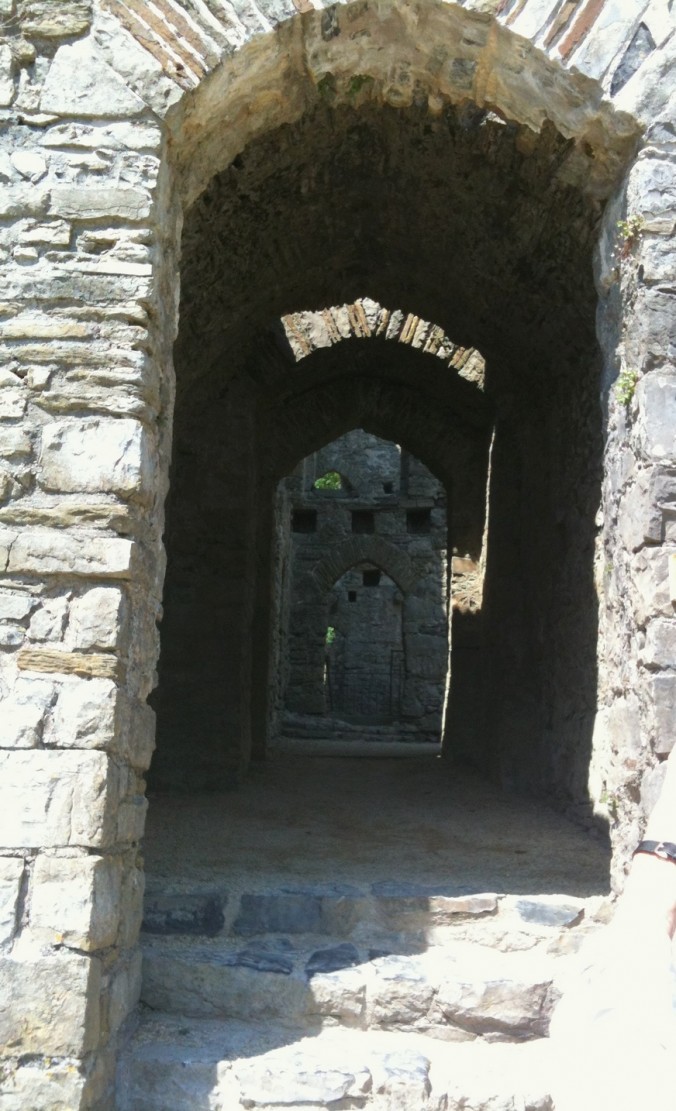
xmin=276 ymin=430 xmax=451 ymax=744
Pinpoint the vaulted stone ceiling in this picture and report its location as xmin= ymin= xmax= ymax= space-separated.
xmin=176 ymin=99 xmax=601 ymax=397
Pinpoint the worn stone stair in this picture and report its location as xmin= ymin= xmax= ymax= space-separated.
xmin=116 ymin=877 xmax=607 ymax=1109
xmin=117 ymin=1015 xmax=556 ymax=1111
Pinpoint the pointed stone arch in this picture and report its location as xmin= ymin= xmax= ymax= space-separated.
xmin=311 ymin=536 xmax=418 ymax=596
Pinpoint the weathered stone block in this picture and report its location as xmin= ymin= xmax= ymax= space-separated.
xmin=631 ymin=546 xmax=676 ymax=625
xmin=0 ymin=950 xmax=101 ymax=1057
xmin=69 ymin=586 xmax=124 ymax=651
xmin=637 ymin=372 xmax=676 ymax=461
xmin=8 ymin=528 xmax=136 ymax=578
xmin=51 ymin=677 xmax=117 ymax=750
xmin=0 ymin=698 xmax=46 ymax=748
xmin=28 ymin=596 xmax=69 ymax=643
xmin=628 ymin=157 xmax=676 ymax=223
xmin=651 ymin=674 xmax=676 ymax=754
xmin=618 ymin=471 xmax=664 ymax=549
xmin=631 ymin=291 xmax=676 ymax=371
xmin=116 ymin=794 xmax=148 ymax=844
xmin=235 ymin=1053 xmax=371 ymax=1106
xmin=17 ymin=0 xmax=92 ymax=38
xmin=104 ymin=948 xmax=142 ymax=1037
xmin=30 ymin=852 xmax=121 ymax=950
xmin=640 ymin=761 xmax=668 ymax=816
xmin=640 ymin=617 xmax=676 ymax=669
xmin=0 ymin=750 xmax=114 ymax=848
xmin=17 ymin=647 xmax=122 ymax=680
xmin=0 ymin=426 xmax=31 ymax=458
xmin=0 ymin=857 xmax=23 ymax=945
xmin=142 ymin=891 xmax=226 ymax=937
xmin=49 ymin=185 xmax=151 ymax=222
xmin=40 ymin=36 xmax=145 ymax=117
xmin=233 ymin=891 xmax=322 ymax=935
xmin=0 ymin=590 xmax=33 ymax=623
xmin=0 ymin=1062 xmax=87 ymax=1111
xmin=39 ymin=417 xmax=154 ymax=503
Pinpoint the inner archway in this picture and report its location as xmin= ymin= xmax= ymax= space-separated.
xmin=276 ymin=430 xmax=451 ymax=744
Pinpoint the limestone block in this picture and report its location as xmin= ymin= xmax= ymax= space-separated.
xmin=631 ymin=547 xmax=676 ymax=625
xmin=0 ymin=624 xmax=24 ymax=647
xmin=0 ymin=386 xmax=27 ymax=418
xmin=0 ymin=750 xmax=114 ymax=848
xmin=308 ymin=967 xmax=366 ymax=1023
xmin=116 ymin=794 xmax=148 ymax=844
xmin=51 ymin=677 xmax=117 ymax=750
xmin=0 ymin=857 xmax=23 ymax=945
xmin=0 ymin=312 xmax=91 ymax=340
xmin=0 ymin=698 xmax=45 ymax=748
xmin=0 ymin=426 xmax=31 ymax=458
xmin=604 ymin=693 xmax=643 ymax=760
xmin=30 ymin=852 xmax=121 ymax=950
xmin=40 ymin=119 xmax=163 ymax=153
xmin=17 ymin=0 xmax=92 ymax=37
xmin=640 ymin=761 xmax=668 ymax=816
xmin=103 ymin=948 xmax=142 ymax=1037
xmin=92 ymin=8 xmax=183 ymax=120
xmin=628 ymin=155 xmax=676 ymax=225
xmin=17 ymin=647 xmax=121 ymax=680
xmin=118 ymin=858 xmax=144 ymax=948
xmin=0 ymin=589 xmax=34 ymax=620
xmin=39 ymin=417 xmax=154 ymax=503
xmin=639 ymin=234 xmax=676 ymax=284
xmin=641 ymin=618 xmax=676 ymax=669
xmin=69 ymin=586 xmax=124 ymax=651
xmin=618 ymin=471 xmax=664 ymax=550
xmin=235 ymin=1052 xmax=371 ymax=1106
xmin=40 ymin=36 xmax=145 ymax=118
xmin=49 ymin=184 xmax=151 ymax=222
xmin=0 ymin=44 xmax=14 ymax=108
xmin=0 ymin=950 xmax=101 ymax=1056
xmin=8 ymin=528 xmax=136 ymax=578
xmin=28 ymin=596 xmax=69 ymax=643
xmin=434 ymin=967 xmax=555 ymax=1037
xmin=0 ymin=1062 xmax=87 ymax=1111
xmin=650 ymin=674 xmax=676 ymax=754
xmin=371 ymin=1051 xmax=431 ymax=1106
xmin=631 ymin=291 xmax=676 ymax=372
xmin=637 ymin=372 xmax=676 ymax=461
xmin=0 ymin=184 xmax=49 ymax=218
xmin=10 ymin=149 xmax=46 ymax=183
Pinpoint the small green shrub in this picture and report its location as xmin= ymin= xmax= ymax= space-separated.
xmin=616 ymin=367 xmax=639 ymax=406
xmin=314 ymin=470 xmax=342 ymax=490
xmin=616 ymin=214 xmax=644 ymax=259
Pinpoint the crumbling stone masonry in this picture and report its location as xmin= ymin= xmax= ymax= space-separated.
xmin=0 ymin=0 xmax=674 ymax=1106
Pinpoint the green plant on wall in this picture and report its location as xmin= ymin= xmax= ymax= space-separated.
xmin=616 ymin=367 xmax=639 ymax=407
xmin=314 ymin=471 xmax=342 ymax=491
xmin=325 ymin=625 xmax=336 ymax=645
xmin=616 ymin=214 xmax=644 ymax=259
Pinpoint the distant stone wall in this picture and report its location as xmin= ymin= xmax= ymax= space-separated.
xmin=0 ymin=0 xmax=673 ymax=1104
xmin=280 ymin=430 xmax=450 ymax=738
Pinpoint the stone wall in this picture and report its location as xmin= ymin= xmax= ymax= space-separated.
xmin=0 ymin=0 xmax=673 ymax=1103
xmin=279 ymin=430 xmax=450 ymax=739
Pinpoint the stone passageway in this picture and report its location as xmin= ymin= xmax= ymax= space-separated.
xmin=118 ymin=749 xmax=611 ymax=1109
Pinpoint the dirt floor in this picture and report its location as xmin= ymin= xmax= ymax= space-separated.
xmin=143 ymin=745 xmax=610 ymax=900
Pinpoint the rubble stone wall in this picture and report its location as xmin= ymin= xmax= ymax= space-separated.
xmin=0 ymin=0 xmax=673 ymax=1105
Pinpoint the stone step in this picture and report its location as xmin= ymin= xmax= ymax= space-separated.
xmin=143 ymin=878 xmax=598 ymax=954
xmin=116 ymin=1012 xmax=555 ymax=1111
xmin=141 ymin=935 xmax=560 ymax=1040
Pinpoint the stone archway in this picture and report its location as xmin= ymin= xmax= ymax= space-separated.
xmin=0 ymin=1 xmax=673 ymax=1104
